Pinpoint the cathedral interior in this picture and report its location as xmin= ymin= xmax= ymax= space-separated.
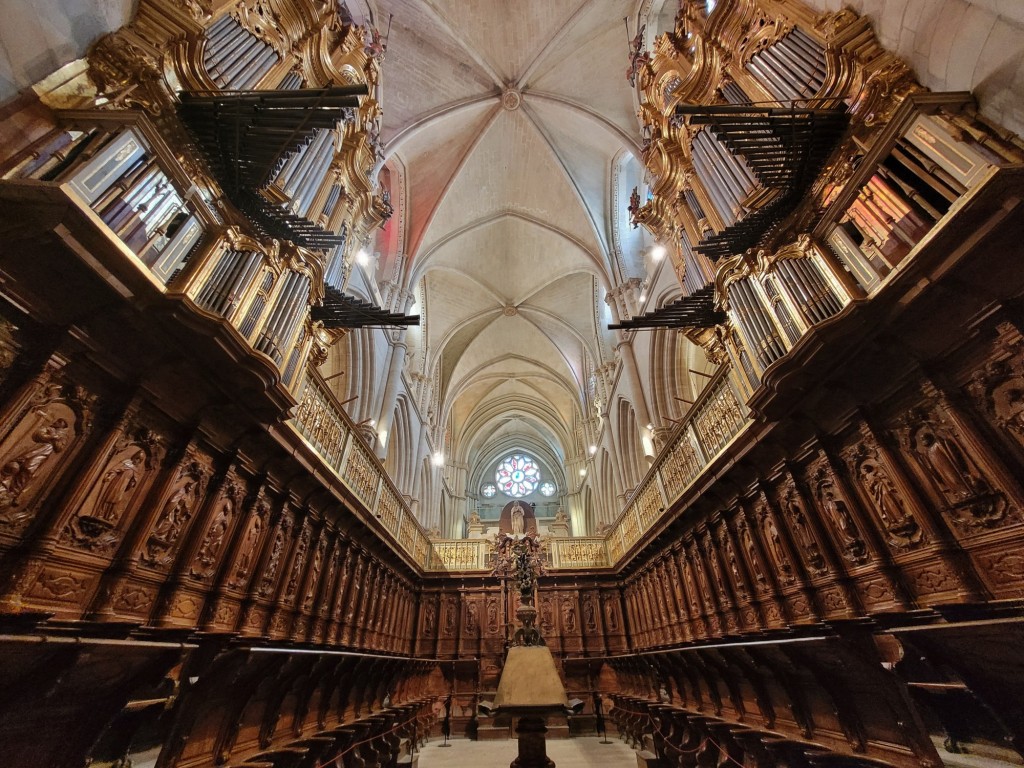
xmin=1 ymin=0 xmax=1024 ymax=766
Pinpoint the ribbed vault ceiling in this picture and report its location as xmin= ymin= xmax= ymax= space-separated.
xmin=358 ymin=0 xmax=647 ymax=487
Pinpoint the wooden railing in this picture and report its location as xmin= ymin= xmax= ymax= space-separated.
xmin=291 ymin=370 xmax=433 ymax=569
xmin=605 ymin=366 xmax=749 ymax=563
xmin=425 ymin=540 xmax=491 ymax=572
xmin=550 ymin=537 xmax=610 ymax=568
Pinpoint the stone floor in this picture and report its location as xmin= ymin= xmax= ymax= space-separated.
xmin=417 ymin=736 xmax=636 ymax=767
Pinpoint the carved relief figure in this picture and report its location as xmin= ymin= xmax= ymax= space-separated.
xmin=909 ymin=421 xmax=980 ymax=501
xmin=562 ymin=599 xmax=577 ymax=633
xmin=584 ymin=597 xmax=597 ymax=630
xmin=487 ymin=598 xmax=499 ymax=634
xmin=465 ymin=601 xmax=478 ymax=634
xmin=907 ymin=416 xmax=1009 ymax=529
xmin=682 ymin=555 xmax=700 ymax=606
xmin=704 ymin=534 xmax=729 ymax=597
xmin=322 ymin=549 xmax=340 ymax=608
xmin=443 ymin=598 xmax=456 ymax=635
xmin=232 ymin=509 xmax=265 ymax=586
xmin=781 ymin=489 xmax=826 ymax=574
xmin=758 ymin=506 xmax=793 ymax=581
xmin=144 ymin=472 xmax=202 ymax=567
xmin=815 ymin=474 xmax=868 ymax=563
xmin=0 ymin=417 xmax=70 ymax=509
xmin=191 ymin=494 xmax=236 ymax=580
xmin=852 ymin=448 xmax=923 ymax=549
xmin=65 ymin=432 xmax=161 ymax=550
xmin=738 ymin=519 xmax=767 ymax=585
xmin=304 ymin=539 xmax=326 ymax=607
xmin=721 ymin=530 xmax=746 ymax=596
xmin=285 ymin=527 xmax=311 ymax=600
xmin=540 ymin=597 xmax=554 ymax=632
xmin=692 ymin=544 xmax=711 ymax=597
xmin=423 ymin=600 xmax=436 ymax=635
xmin=604 ymin=596 xmax=619 ymax=631
xmin=96 ymin=448 xmax=146 ymax=522
xmin=258 ymin=525 xmax=287 ymax=597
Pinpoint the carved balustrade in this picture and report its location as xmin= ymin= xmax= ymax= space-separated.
xmin=607 ymin=367 xmax=749 ymax=560
xmin=550 ymin=537 xmax=610 ymax=568
xmin=426 ymin=539 xmax=489 ymax=572
xmin=291 ymin=370 xmax=432 ymax=570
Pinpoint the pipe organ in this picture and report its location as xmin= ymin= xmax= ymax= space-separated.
xmin=203 ymin=14 xmax=281 ymax=90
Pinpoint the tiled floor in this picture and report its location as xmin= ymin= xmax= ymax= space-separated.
xmin=417 ymin=736 xmax=636 ymax=767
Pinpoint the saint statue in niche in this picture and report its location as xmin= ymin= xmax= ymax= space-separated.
xmin=259 ymin=528 xmax=286 ymax=596
xmin=193 ymin=501 xmax=232 ymax=579
xmin=424 ymin=601 xmax=436 ymax=634
xmin=562 ymin=600 xmax=577 ymax=632
xmin=818 ymin=483 xmax=867 ymax=561
xmin=511 ymin=502 xmax=525 ymax=535
xmin=0 ymin=417 xmax=69 ymax=508
xmin=604 ymin=598 xmax=619 ymax=631
xmin=856 ymin=455 xmax=923 ymax=548
xmin=144 ymin=477 xmax=198 ymax=564
xmin=443 ymin=599 xmax=456 ymax=635
xmin=916 ymin=426 xmax=981 ymax=501
xmin=234 ymin=512 xmax=264 ymax=583
xmin=487 ymin=599 xmax=499 ymax=633
xmin=96 ymin=448 xmax=146 ymax=522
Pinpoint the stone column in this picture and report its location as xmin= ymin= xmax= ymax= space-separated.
xmin=374 ymin=335 xmax=408 ymax=459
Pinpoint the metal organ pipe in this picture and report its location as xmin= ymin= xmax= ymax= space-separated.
xmin=776 ymin=259 xmax=824 ymax=324
xmin=746 ymin=29 xmax=826 ymax=102
xmin=203 ymin=16 xmax=279 ymax=90
xmin=195 ymin=250 xmax=262 ymax=319
xmin=256 ymin=272 xmax=311 ymax=365
xmin=730 ymin=279 xmax=785 ymax=368
xmin=692 ymin=133 xmax=738 ymax=225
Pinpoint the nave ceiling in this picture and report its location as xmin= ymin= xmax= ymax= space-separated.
xmin=340 ymin=0 xmax=658 ymax=495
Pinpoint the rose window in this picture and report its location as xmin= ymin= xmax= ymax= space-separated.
xmin=481 ymin=483 xmax=496 ymax=498
xmin=539 ymin=482 xmax=556 ymax=497
xmin=495 ymin=454 xmax=540 ymax=498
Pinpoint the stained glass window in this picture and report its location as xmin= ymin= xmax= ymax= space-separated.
xmin=481 ymin=483 xmax=496 ymax=498
xmin=539 ymin=482 xmax=555 ymax=497
xmin=495 ymin=454 xmax=540 ymax=498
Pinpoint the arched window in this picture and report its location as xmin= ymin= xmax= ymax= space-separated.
xmin=495 ymin=454 xmax=540 ymax=498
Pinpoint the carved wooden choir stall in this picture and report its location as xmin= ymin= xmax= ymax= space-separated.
xmin=0 ymin=0 xmax=1022 ymax=767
